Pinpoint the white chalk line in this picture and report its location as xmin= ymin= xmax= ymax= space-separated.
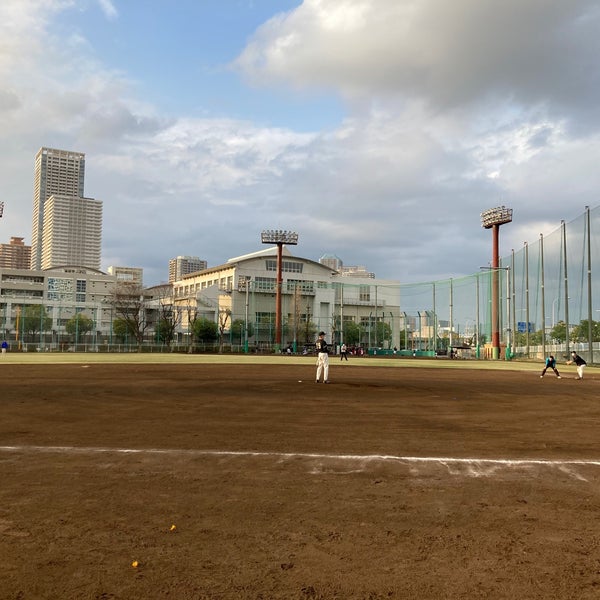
xmin=1 ymin=445 xmax=600 ymax=468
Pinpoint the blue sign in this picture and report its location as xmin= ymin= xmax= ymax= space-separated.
xmin=517 ymin=321 xmax=534 ymax=333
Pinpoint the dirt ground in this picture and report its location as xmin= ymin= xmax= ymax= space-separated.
xmin=1 ymin=360 xmax=600 ymax=599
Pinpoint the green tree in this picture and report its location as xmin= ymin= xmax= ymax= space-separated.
xmin=342 ymin=321 xmax=361 ymax=346
xmin=571 ymin=319 xmax=600 ymax=342
xmin=375 ymin=321 xmax=392 ymax=346
xmin=113 ymin=317 xmax=136 ymax=344
xmin=514 ymin=329 xmax=544 ymax=346
xmin=65 ymin=313 xmax=94 ymax=342
xmin=550 ymin=321 xmax=567 ymax=343
xmin=529 ymin=329 xmax=544 ymax=345
xmin=231 ymin=319 xmax=254 ymax=344
xmin=22 ymin=305 xmax=52 ymax=341
xmin=154 ymin=319 xmax=176 ymax=344
xmin=303 ymin=316 xmax=317 ymax=344
xmin=192 ymin=318 xmax=218 ymax=343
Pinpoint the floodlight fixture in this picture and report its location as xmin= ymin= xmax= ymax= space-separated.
xmin=261 ymin=230 xmax=298 ymax=245
xmin=0 ymin=201 xmax=4 ymax=218
xmin=480 ymin=206 xmax=513 ymax=229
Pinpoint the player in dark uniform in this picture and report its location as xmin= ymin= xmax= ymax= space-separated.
xmin=315 ymin=331 xmax=330 ymax=383
xmin=567 ymin=351 xmax=587 ymax=380
xmin=540 ymin=355 xmax=561 ymax=378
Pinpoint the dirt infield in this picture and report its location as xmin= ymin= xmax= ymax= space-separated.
xmin=1 ymin=360 xmax=600 ymax=599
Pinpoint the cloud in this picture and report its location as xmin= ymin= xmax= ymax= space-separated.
xmin=97 ymin=0 xmax=118 ymax=20
xmin=235 ymin=0 xmax=600 ymax=124
xmin=1 ymin=0 xmax=598 ymax=288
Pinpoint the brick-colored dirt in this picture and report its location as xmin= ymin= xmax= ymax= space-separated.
xmin=1 ymin=362 xmax=599 ymax=599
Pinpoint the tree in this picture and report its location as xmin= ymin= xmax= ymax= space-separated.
xmin=112 ymin=318 xmax=137 ymax=344
xmin=571 ymin=319 xmax=600 ymax=343
xmin=22 ymin=305 xmax=52 ymax=342
xmin=182 ymin=303 xmax=200 ymax=353
xmin=107 ymin=283 xmax=150 ymax=350
xmin=342 ymin=321 xmax=361 ymax=346
xmin=375 ymin=321 xmax=392 ymax=346
xmin=153 ymin=286 xmax=180 ymax=346
xmin=550 ymin=320 xmax=567 ymax=343
xmin=303 ymin=312 xmax=317 ymax=344
xmin=514 ymin=329 xmax=544 ymax=346
xmin=192 ymin=318 xmax=218 ymax=343
xmin=218 ymin=308 xmax=231 ymax=352
xmin=231 ymin=319 xmax=254 ymax=344
xmin=65 ymin=313 xmax=94 ymax=343
xmin=288 ymin=286 xmax=304 ymax=345
xmin=154 ymin=319 xmax=175 ymax=344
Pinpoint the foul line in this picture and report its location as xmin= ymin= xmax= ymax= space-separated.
xmin=1 ymin=445 xmax=600 ymax=468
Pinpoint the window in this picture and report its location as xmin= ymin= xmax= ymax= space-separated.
xmin=47 ymin=277 xmax=73 ymax=301
xmin=255 ymin=277 xmax=276 ymax=292
xmin=265 ymin=260 xmax=303 ymax=273
xmin=359 ymin=285 xmax=371 ymax=302
xmin=286 ymin=279 xmax=314 ymax=293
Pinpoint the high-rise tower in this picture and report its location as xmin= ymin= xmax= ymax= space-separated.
xmin=31 ymin=147 xmax=101 ymax=270
xmin=31 ymin=147 xmax=86 ymax=269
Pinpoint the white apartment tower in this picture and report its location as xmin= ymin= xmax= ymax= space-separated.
xmin=40 ymin=195 xmax=102 ymax=270
xmin=31 ymin=147 xmax=101 ymax=270
xmin=169 ymin=255 xmax=207 ymax=282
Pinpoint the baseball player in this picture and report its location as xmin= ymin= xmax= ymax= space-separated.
xmin=540 ymin=355 xmax=561 ymax=378
xmin=315 ymin=331 xmax=330 ymax=383
xmin=567 ymin=351 xmax=587 ymax=380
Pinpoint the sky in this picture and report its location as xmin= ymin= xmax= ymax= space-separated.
xmin=2 ymin=0 xmax=600 ymax=286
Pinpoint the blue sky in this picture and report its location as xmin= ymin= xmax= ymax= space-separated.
xmin=2 ymin=1 xmax=600 ymax=286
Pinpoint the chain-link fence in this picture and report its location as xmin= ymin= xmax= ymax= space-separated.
xmin=2 ymin=207 xmax=599 ymax=360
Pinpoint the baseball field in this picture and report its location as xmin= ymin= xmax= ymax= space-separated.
xmin=1 ymin=354 xmax=599 ymax=599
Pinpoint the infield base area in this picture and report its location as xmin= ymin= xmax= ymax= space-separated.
xmin=1 ymin=362 xmax=599 ymax=599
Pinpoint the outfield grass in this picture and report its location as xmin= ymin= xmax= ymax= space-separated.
xmin=0 ymin=351 xmax=561 ymax=373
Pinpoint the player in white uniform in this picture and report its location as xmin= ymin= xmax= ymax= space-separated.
xmin=315 ymin=331 xmax=330 ymax=383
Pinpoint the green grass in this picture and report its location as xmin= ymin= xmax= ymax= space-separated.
xmin=0 ymin=351 xmax=568 ymax=373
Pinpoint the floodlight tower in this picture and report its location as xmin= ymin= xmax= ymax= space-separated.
xmin=481 ymin=206 xmax=513 ymax=359
xmin=261 ymin=230 xmax=299 ymax=348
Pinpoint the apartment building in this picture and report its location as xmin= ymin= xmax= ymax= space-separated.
xmin=168 ymin=255 xmax=207 ymax=282
xmin=31 ymin=147 xmax=102 ymax=271
xmin=0 ymin=237 xmax=31 ymax=269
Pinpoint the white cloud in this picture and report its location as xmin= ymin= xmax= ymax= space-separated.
xmin=97 ymin=0 xmax=118 ymax=20
xmin=235 ymin=1 xmax=600 ymax=124
xmin=1 ymin=0 xmax=599 ymax=286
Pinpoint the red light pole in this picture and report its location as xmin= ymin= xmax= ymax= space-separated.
xmin=261 ymin=230 xmax=299 ymax=349
xmin=481 ymin=206 xmax=513 ymax=359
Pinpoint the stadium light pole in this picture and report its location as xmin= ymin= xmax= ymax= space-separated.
xmin=481 ymin=206 xmax=513 ymax=359
xmin=261 ymin=230 xmax=299 ymax=349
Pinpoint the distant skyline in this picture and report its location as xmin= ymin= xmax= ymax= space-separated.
xmin=2 ymin=1 xmax=600 ymax=286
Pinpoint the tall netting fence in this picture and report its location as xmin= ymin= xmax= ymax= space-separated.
xmin=2 ymin=207 xmax=599 ymax=359
xmin=137 ymin=205 xmax=600 ymax=360
xmin=231 ymin=206 xmax=600 ymax=361
xmin=353 ymin=205 xmax=600 ymax=362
